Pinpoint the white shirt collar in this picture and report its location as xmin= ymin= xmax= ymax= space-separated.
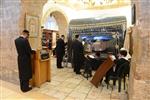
xmin=20 ymin=35 xmax=25 ymax=38
xmin=119 ymin=56 xmax=128 ymax=60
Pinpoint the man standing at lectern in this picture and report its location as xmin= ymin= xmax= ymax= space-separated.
xmin=15 ymin=30 xmax=32 ymax=92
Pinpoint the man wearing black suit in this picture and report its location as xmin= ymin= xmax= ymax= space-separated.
xmin=105 ymin=49 xmax=129 ymax=83
xmin=55 ymin=35 xmax=65 ymax=68
xmin=72 ymin=35 xmax=84 ymax=74
xmin=113 ymin=50 xmax=129 ymax=72
xmin=15 ymin=30 xmax=33 ymax=92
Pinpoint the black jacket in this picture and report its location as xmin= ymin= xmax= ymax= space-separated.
xmin=114 ymin=58 xmax=129 ymax=73
xmin=15 ymin=36 xmax=32 ymax=80
xmin=72 ymin=39 xmax=84 ymax=64
xmin=55 ymin=38 xmax=65 ymax=56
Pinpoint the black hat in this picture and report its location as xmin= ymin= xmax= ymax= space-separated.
xmin=23 ymin=30 xmax=29 ymax=33
xmin=75 ymin=34 xmax=79 ymax=38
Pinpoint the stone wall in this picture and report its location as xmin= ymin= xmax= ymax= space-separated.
xmin=0 ymin=0 xmax=21 ymax=84
xmin=128 ymin=0 xmax=150 ymax=100
xmin=20 ymin=0 xmax=47 ymax=49
xmin=0 ymin=0 xmax=47 ymax=84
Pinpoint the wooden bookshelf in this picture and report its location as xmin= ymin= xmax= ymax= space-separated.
xmin=42 ymin=29 xmax=59 ymax=50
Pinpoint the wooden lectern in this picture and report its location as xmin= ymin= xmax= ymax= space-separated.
xmin=31 ymin=50 xmax=51 ymax=87
xmin=91 ymin=56 xmax=114 ymax=88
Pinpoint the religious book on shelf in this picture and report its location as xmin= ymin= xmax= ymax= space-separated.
xmin=42 ymin=29 xmax=53 ymax=50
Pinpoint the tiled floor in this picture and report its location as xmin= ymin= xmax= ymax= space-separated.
xmin=0 ymin=57 xmax=128 ymax=100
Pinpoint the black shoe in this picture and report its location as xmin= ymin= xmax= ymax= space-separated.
xmin=76 ymin=72 xmax=81 ymax=74
xmin=22 ymin=87 xmax=32 ymax=92
xmin=57 ymin=66 xmax=64 ymax=68
xmin=28 ymin=87 xmax=32 ymax=91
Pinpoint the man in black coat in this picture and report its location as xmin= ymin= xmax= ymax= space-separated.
xmin=105 ymin=49 xmax=129 ymax=83
xmin=55 ymin=35 xmax=65 ymax=68
xmin=72 ymin=35 xmax=84 ymax=74
xmin=15 ymin=30 xmax=33 ymax=92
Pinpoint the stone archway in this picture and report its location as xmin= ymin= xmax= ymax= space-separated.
xmin=49 ymin=11 xmax=68 ymax=37
xmin=41 ymin=8 xmax=68 ymax=38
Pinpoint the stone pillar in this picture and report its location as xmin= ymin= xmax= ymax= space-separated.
xmin=0 ymin=0 xmax=47 ymax=84
xmin=128 ymin=0 xmax=150 ymax=100
xmin=0 ymin=0 xmax=22 ymax=84
xmin=20 ymin=0 xmax=47 ymax=49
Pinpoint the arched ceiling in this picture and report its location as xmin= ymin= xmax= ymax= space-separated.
xmin=42 ymin=0 xmax=131 ymax=24
xmin=50 ymin=11 xmax=68 ymax=31
xmin=48 ymin=0 xmax=131 ymax=10
xmin=41 ymin=0 xmax=132 ymax=38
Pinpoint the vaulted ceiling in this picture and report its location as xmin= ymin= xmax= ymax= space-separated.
xmin=48 ymin=0 xmax=131 ymax=10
